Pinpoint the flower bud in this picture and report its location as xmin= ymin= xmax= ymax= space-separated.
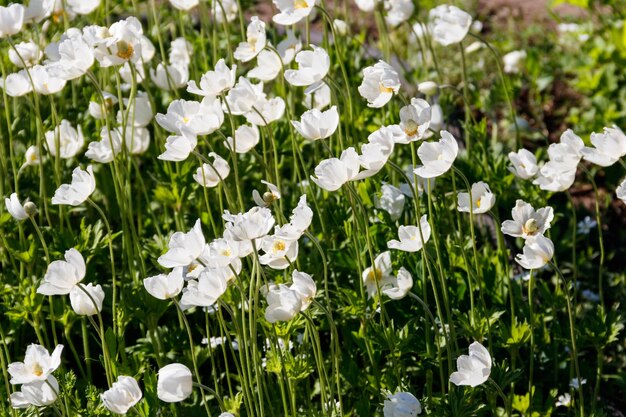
xmin=23 ymin=202 xmax=37 ymax=217
xmin=157 ymin=363 xmax=193 ymax=403
xmin=417 ymin=81 xmax=438 ymax=96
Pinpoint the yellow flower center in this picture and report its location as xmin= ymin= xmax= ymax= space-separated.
xmin=476 ymin=197 xmax=482 ymax=208
xmin=403 ymin=120 xmax=419 ymax=137
xmin=523 ymin=218 xmax=539 ymax=235
xmin=116 ymin=41 xmax=134 ymax=60
xmin=187 ymin=263 xmax=200 ymax=273
xmin=221 ymin=249 xmax=232 ymax=257
xmin=273 ymin=240 xmax=286 ymax=253
xmin=294 ymin=0 xmax=309 ymax=9
xmin=182 ymin=117 xmax=190 ymax=124
xmin=367 ymin=268 xmax=383 ymax=282
xmin=33 ymin=363 xmax=43 ymax=377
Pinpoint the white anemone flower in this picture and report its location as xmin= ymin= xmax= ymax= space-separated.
xmin=387 ymin=215 xmax=431 ymax=252
xmin=156 ymin=97 xmax=224 ymax=136
xmin=180 ymin=268 xmax=230 ymax=308
xmin=10 ymin=375 xmax=59 ymax=409
xmin=290 ymin=270 xmax=316 ymax=311
xmin=501 ymin=200 xmax=554 ymax=239
xmin=159 ymin=128 xmax=198 ymax=162
xmin=234 ymin=16 xmax=266 ymax=63
xmin=158 ymin=219 xmax=206 ymax=269
xmin=101 ymin=376 xmax=143 ymax=415
xmin=8 ymin=344 xmax=63 ymax=384
xmin=383 ymin=391 xmax=422 ymax=417
xmin=617 ymin=177 xmax=626 ymax=204
xmin=51 ymin=165 xmax=96 ymax=206
xmin=303 ymin=82 xmax=331 ymax=110
xmin=187 ymin=59 xmax=236 ymax=96
xmin=2 ymin=71 xmax=32 ymax=97
xmin=385 ymin=0 xmax=414 ymax=27
xmin=253 ymin=180 xmax=281 ymax=207
xmin=118 ymin=92 xmax=153 ymax=127
xmin=24 ymin=0 xmax=54 ymax=23
xmin=272 ymin=0 xmax=317 ymax=26
xmin=150 ymin=63 xmax=189 ymax=91
xmin=213 ymin=0 xmax=238 ymax=23
xmin=37 ymin=248 xmax=85 ymax=295
xmin=355 ymin=0 xmax=376 ymax=12
xmin=5 ymin=193 xmax=29 ymax=221
xmin=358 ymin=60 xmax=401 ymax=108
xmin=395 ymin=98 xmax=431 ymax=143
xmin=382 ymin=268 xmax=413 ymax=300
xmin=193 ymin=152 xmax=230 ymax=188
xmin=244 ymin=96 xmax=286 ymax=126
xmin=65 ymin=0 xmax=100 ymax=15
xmin=69 ymin=283 xmax=104 ymax=316
xmin=503 ymin=50 xmax=526 ymax=74
xmin=414 ymin=131 xmax=458 ymax=178
xmin=85 ymin=127 xmax=123 ymax=163
xmin=515 ymin=234 xmax=554 ymax=270
xmin=265 ymin=284 xmax=302 ymax=323
xmin=88 ymin=92 xmax=118 ymax=120
xmin=30 ymin=65 xmax=67 ymax=95
xmin=94 ymin=17 xmax=143 ymax=67
xmin=224 ymin=77 xmax=264 ymax=116
xmin=292 ymin=106 xmax=339 ymax=141
xmin=45 ymin=120 xmax=84 ymax=159
xmin=311 ymin=147 xmax=360 ymax=191
xmin=144 ymin=267 xmax=185 ymax=300
xmin=580 ymin=125 xmax=626 ymax=167
xmin=47 ymin=37 xmax=94 ymax=80
xmin=354 ymin=126 xmax=396 ymax=179
xmin=457 ymin=181 xmax=496 ymax=214
xmin=169 ymin=0 xmax=198 ymax=11
xmin=284 ymin=46 xmax=330 ymax=87
xmin=223 ymin=206 xmax=275 ymax=242
xmin=429 ymin=4 xmax=472 ymax=46
xmin=8 ymin=41 xmax=42 ymax=68
xmin=508 ymin=148 xmax=538 ymax=179
xmin=168 ymin=38 xmax=193 ymax=66
xmin=0 ymin=4 xmax=25 ymax=38
xmin=375 ymin=183 xmax=405 ymax=221
xmin=277 ymin=30 xmax=302 ymax=65
xmin=157 ymin=363 xmax=193 ymax=403
xmin=274 ymin=194 xmax=313 ymax=240
xmin=224 ymin=124 xmax=259 ymax=154
xmin=259 ymin=235 xmax=298 ymax=270
xmin=449 ymin=341 xmax=492 ymax=387
xmin=248 ymin=49 xmax=282 ymax=82
xmin=362 ymin=251 xmax=395 ymax=299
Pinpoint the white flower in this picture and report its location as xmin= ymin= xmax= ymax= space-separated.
xmin=277 ymin=30 xmax=302 ymax=65
xmin=158 ymin=128 xmax=198 ymax=162
xmin=5 ymin=193 xmax=29 ymax=221
xmin=24 ymin=0 xmax=54 ymax=23
xmin=382 ymin=268 xmax=413 ymax=300
xmin=375 ymin=184 xmax=405 ymax=221
xmin=51 ymin=165 xmax=96 ymax=206
xmin=385 ymin=0 xmax=414 ymax=27
xmin=429 ymin=4 xmax=472 ymax=46
xmin=555 ymin=393 xmax=572 ymax=408
xmin=383 ymin=391 xmax=422 ymax=417
xmin=45 ymin=120 xmax=84 ymax=159
xmin=89 ymin=92 xmax=118 ymax=120
xmin=430 ymin=103 xmax=444 ymax=131
xmin=333 ymin=19 xmax=349 ymax=35
xmin=118 ymin=92 xmax=153 ymax=127
xmin=156 ymin=97 xmax=224 ymax=136
xmin=123 ymin=127 xmax=151 ymax=155
xmin=1 ymin=71 xmax=32 ymax=97
xmin=414 ymin=131 xmax=458 ymax=178
xmin=354 ymin=126 xmax=396 ymax=179
xmin=193 ymin=152 xmax=230 ymax=188
xmin=284 ymin=46 xmax=330 ymax=87
xmin=274 ymin=194 xmax=313 ymax=240
xmin=158 ymin=219 xmax=206 ymax=268
xmin=10 ymin=376 xmax=59 ymax=409
xmin=169 ymin=37 xmax=193 ymax=66
xmin=180 ymin=268 xmax=230 ymax=308
xmin=395 ymin=98 xmax=431 ymax=143
xmin=417 ymin=81 xmax=438 ymax=96
xmin=157 ymin=363 xmax=193 ymax=403
xmin=0 ymin=4 xmax=25 ymax=38
xmin=9 ymin=41 xmax=42 ymax=68
xmin=169 ymin=0 xmax=198 ymax=11
xmin=101 ymin=376 xmax=143 ymax=415
xmin=244 ymin=96 xmax=285 ymax=126
xmin=362 ymin=251 xmax=395 ymax=299
xmin=290 ymin=270 xmax=316 ymax=311
xmin=303 ymin=82 xmax=331 ymax=110
xmin=213 ymin=0 xmax=237 ymax=23
xmin=94 ymin=17 xmax=143 ymax=67
xmin=311 ymin=147 xmax=360 ymax=191
xmin=224 ymin=124 xmax=259 ymax=154
xmin=144 ymin=268 xmax=185 ymax=300
xmin=501 ymin=200 xmax=554 ymax=239
xmin=450 ymin=341 xmax=492 ymax=387
xmin=187 ymin=59 xmax=236 ymax=96
xmin=515 ymin=234 xmax=554 ymax=270
xmin=37 ymin=248 xmax=85 ymax=295
xmin=457 ymin=181 xmax=496 ymax=214
xmin=569 ymin=377 xmax=587 ymax=390
xmin=273 ymin=0 xmax=317 ymax=26
xmin=503 ymin=50 xmax=526 ymax=74
xmin=508 ymin=148 xmax=538 ymax=179
xmin=85 ymin=127 xmax=122 ymax=163
xmin=248 ymin=49 xmax=282 ymax=82
xmin=617 ymin=177 xmax=626 ymax=204
xmin=358 ymin=60 xmax=400 ymax=108
xmin=8 ymin=344 xmax=63 ymax=384
xmin=292 ymin=106 xmax=339 ymax=141
xmin=150 ymin=63 xmax=189 ymax=91
xmin=65 ymin=0 xmax=100 ymax=15
xmin=234 ymin=16 xmax=266 ymax=62
xmin=259 ymin=235 xmax=298 ymax=270
xmin=533 ymin=162 xmax=576 ymax=192
xmin=355 ymin=0 xmax=376 ymax=12
xmin=580 ymin=125 xmax=626 ymax=167
xmin=253 ymin=180 xmax=281 ymax=207
xmin=69 ymin=283 xmax=104 ymax=316
xmin=23 ymin=145 xmax=40 ymax=167
xmin=387 ymin=215 xmax=431 ymax=252
xmin=223 ymin=206 xmax=275 ymax=242
xmin=224 ymin=77 xmax=264 ymax=115
xmin=265 ymin=284 xmax=302 ymax=323
xmin=30 ymin=65 xmax=67 ymax=95
xmin=47 ymin=37 xmax=94 ymax=80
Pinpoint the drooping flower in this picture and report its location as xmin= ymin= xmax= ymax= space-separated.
xmin=580 ymin=125 xmax=626 ymax=167
xmin=303 ymin=82 xmax=331 ymax=110
xmin=144 ymin=267 xmax=185 ymax=300
xmin=234 ymin=16 xmax=266 ymax=62
xmin=5 ymin=193 xmax=29 ymax=221
xmin=272 ymin=0 xmax=317 ymax=26
xmin=515 ymin=234 xmax=554 ymax=270
xmin=413 ymin=131 xmax=458 ymax=178
xmin=45 ymin=120 xmax=84 ymax=159
xmin=284 ymin=46 xmax=330 ymax=88
xmin=311 ymin=147 xmax=360 ymax=191
xmin=187 ymin=59 xmax=236 ymax=96
xmin=265 ymin=284 xmax=302 ymax=323
xmin=213 ymin=0 xmax=238 ymax=23
xmin=157 ymin=363 xmax=193 ymax=403
xmin=8 ymin=344 xmax=63 ymax=384
xmin=158 ymin=128 xmax=198 ymax=162
xmin=150 ymin=63 xmax=189 ymax=91
xmin=193 ymin=153 xmax=230 ymax=188
xmin=449 ymin=341 xmax=492 ymax=387
xmin=85 ymin=127 xmax=123 ymax=163
xmin=508 ymin=148 xmax=538 ymax=179
xmin=382 ymin=268 xmax=413 ymax=300
xmin=387 ymin=215 xmax=431 ymax=252
xmin=51 ymin=165 xmax=96 ymax=206
xmin=429 ymin=4 xmax=472 ymax=46
xmin=37 ymin=248 xmax=86 ymax=295
xmin=358 ymin=60 xmax=401 ymax=108
xmin=501 ymin=200 xmax=554 ymax=239
xmin=69 ymin=283 xmax=104 ymax=316
xmin=383 ymin=391 xmax=422 ymax=417
xmin=457 ymin=181 xmax=496 ymax=214
xmin=292 ymin=106 xmax=339 ymax=141
xmin=385 ymin=0 xmax=414 ymax=27
xmin=1 ymin=71 xmax=32 ymax=97
xmin=354 ymin=126 xmax=396 ymax=179
xmin=101 ymin=376 xmax=143 ymax=415
xmin=224 ymin=124 xmax=259 ymax=154
xmin=253 ymin=180 xmax=281 ymax=207
xmin=10 ymin=376 xmax=59 ymax=409
xmin=180 ymin=268 xmax=230 ymax=308
xmin=158 ymin=219 xmax=206 ymax=269
xmin=0 ymin=4 xmax=25 ymax=38
xmin=290 ymin=270 xmax=316 ymax=311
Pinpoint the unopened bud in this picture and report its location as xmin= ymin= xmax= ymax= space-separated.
xmin=417 ymin=81 xmax=438 ymax=96
xmin=24 ymin=202 xmax=38 ymax=217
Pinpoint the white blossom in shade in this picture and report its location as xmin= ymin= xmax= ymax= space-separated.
xmin=457 ymin=181 xmax=496 ymax=214
xmin=430 ymin=103 xmax=444 ymax=132
xmin=37 ymin=248 xmax=85 ymax=295
xmin=259 ymin=235 xmax=298 ymax=270
xmin=30 ymin=65 xmax=66 ymax=95
xmin=51 ymin=165 xmax=96 ymax=206
xmin=157 ymin=363 xmax=192 ymax=403
xmin=24 ymin=0 xmax=54 ymax=23
xmin=158 ymin=219 xmax=206 ymax=269
xmin=89 ymin=92 xmax=118 ymax=120
xmin=503 ymin=50 xmax=526 ymax=74
xmin=383 ymin=391 xmax=422 ymax=417
xmin=245 ymin=96 xmax=286 ymax=126
xmin=375 ymin=183 xmax=405 ymax=221
xmin=449 ymin=341 xmax=492 ymax=387
xmin=122 ymin=126 xmax=150 ymax=155
xmin=180 ymin=268 xmax=229 ymax=308
xmin=101 ymin=376 xmax=143 ymax=415
xmin=382 ymin=268 xmax=413 ymax=300
xmin=9 ymin=41 xmax=42 ymax=68
xmin=395 ymin=98 xmax=431 ymax=144
xmin=118 ymin=92 xmax=153 ymax=127
xmin=284 ymin=46 xmax=330 ymax=87
xmin=193 ymin=152 xmax=230 ymax=188
xmin=272 ymin=0 xmax=317 ymax=26
xmin=156 ymin=97 xmax=224 ymax=136
xmin=224 ymin=124 xmax=259 ymax=154
xmin=169 ymin=0 xmax=198 ymax=11
xmin=234 ymin=16 xmax=266 ymax=62
xmin=265 ymin=284 xmax=302 ymax=323
xmin=144 ymin=267 xmax=185 ymax=300
xmin=253 ymin=180 xmax=281 ymax=207
xmin=362 ymin=251 xmax=394 ymax=299
xmin=303 ymin=82 xmax=331 ymax=110
xmin=8 ymin=344 xmax=63 ymax=384
xmin=23 ymin=146 xmax=41 ymax=168
xmin=617 ymin=177 xmax=626 ymax=204
xmin=277 ymin=30 xmax=302 ymax=65
xmin=413 ymin=130 xmax=458 ymax=178
xmin=429 ymin=4 xmax=472 ymax=46
xmin=508 ymin=148 xmax=538 ymax=179
xmin=292 ymin=106 xmax=339 ymax=141
xmin=354 ymin=125 xmax=396 ymax=179
xmin=94 ymin=17 xmax=143 ymax=67
xmin=159 ymin=128 xmax=198 ymax=162
xmin=187 ymin=59 xmax=236 ymax=96
xmin=570 ymin=377 xmax=587 ymax=390
xmin=385 ymin=0 xmax=414 ymax=27
xmin=10 ymin=375 xmax=59 ymax=409
xmin=169 ymin=37 xmax=193 ymax=66
xmin=45 ymin=120 xmax=84 ymax=159
xmin=0 ymin=4 xmax=25 ymax=38
xmin=501 ymin=200 xmax=554 ymax=239
xmin=580 ymin=125 xmax=626 ymax=167
xmin=1 ymin=71 xmax=32 ymax=97
xmin=355 ymin=0 xmax=376 ymax=12
xmin=85 ymin=127 xmax=122 ymax=163
xmin=5 ymin=193 xmax=29 ymax=221
xmin=515 ymin=234 xmax=554 ymax=270
xmin=213 ymin=0 xmax=237 ymax=23
xmin=274 ymin=194 xmax=313 ymax=240
xmin=150 ymin=63 xmax=189 ymax=91
xmin=290 ymin=270 xmax=316 ymax=311
xmin=358 ymin=60 xmax=401 ymax=108
xmin=224 ymin=77 xmax=264 ymax=115
xmin=387 ymin=215 xmax=431 ymax=252
xmin=140 ymin=35 xmax=156 ymax=62
xmin=119 ymin=61 xmax=146 ymax=84
xmin=311 ymin=147 xmax=361 ymax=191
xmin=555 ymin=393 xmax=572 ymax=408
xmin=69 ymin=283 xmax=104 ymax=316
xmin=47 ymin=37 xmax=94 ymax=80
xmin=223 ymin=206 xmax=275 ymax=242
xmin=248 ymin=49 xmax=282 ymax=82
